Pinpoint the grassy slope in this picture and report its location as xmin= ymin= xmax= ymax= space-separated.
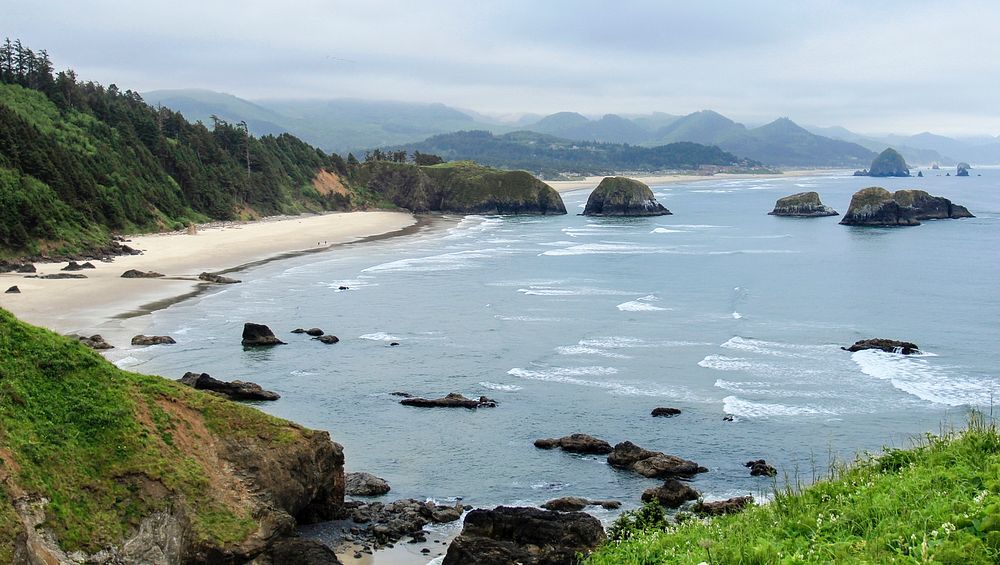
xmin=588 ymin=415 xmax=1000 ymax=564
xmin=0 ymin=308 xmax=310 ymax=559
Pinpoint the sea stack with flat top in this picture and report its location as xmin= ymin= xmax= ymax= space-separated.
xmin=840 ymin=187 xmax=974 ymax=226
xmin=768 ymin=191 xmax=838 ymax=217
xmin=582 ymin=177 xmax=671 ymax=216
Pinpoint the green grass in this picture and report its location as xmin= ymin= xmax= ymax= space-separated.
xmin=588 ymin=413 xmax=1000 ymax=564
xmin=0 ymin=308 xmax=309 ymax=553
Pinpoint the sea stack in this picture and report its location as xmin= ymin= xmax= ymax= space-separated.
xmin=840 ymin=187 xmax=974 ymax=226
xmin=768 ymin=191 xmax=838 ymax=217
xmin=582 ymin=177 xmax=671 ymax=216
xmin=853 ymin=148 xmax=909 ymax=177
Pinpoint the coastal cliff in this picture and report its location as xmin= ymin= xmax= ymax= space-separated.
xmin=0 ymin=308 xmax=344 ymax=563
xmin=581 ymin=177 xmax=671 ymax=216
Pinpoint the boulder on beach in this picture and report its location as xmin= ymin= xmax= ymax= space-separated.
xmin=745 ymin=459 xmax=777 ymax=477
xmin=0 ymin=261 xmax=34 ymax=274
xmin=178 ymin=371 xmax=280 ymax=401
xmin=61 ymin=261 xmax=95 ymax=271
xmin=651 ymin=407 xmax=682 ymax=417
xmin=131 ymin=335 xmax=176 ymax=346
xmin=582 ymin=177 xmax=671 ymax=217
xmin=541 ymin=497 xmax=621 ymax=512
xmin=34 ymin=273 xmax=87 ymax=279
xmin=16 ymin=263 xmax=36 ymax=273
xmin=399 ymin=392 xmax=497 ymax=409
xmin=607 ymin=441 xmax=707 ymax=478
xmin=693 ymin=496 xmax=754 ymax=516
xmin=533 ymin=433 xmax=613 ymax=454
xmin=641 ymin=479 xmax=700 ymax=508
xmin=840 ymin=187 xmax=973 ymax=226
xmin=346 ymin=472 xmax=392 ymax=497
xmin=5 ymin=285 xmax=19 ymax=294
xmin=121 ymin=269 xmax=164 ymax=278
xmin=241 ymin=323 xmax=286 ymax=346
xmin=77 ymin=334 xmax=113 ymax=350
xmin=443 ymin=506 xmax=606 ymax=565
xmin=199 ymin=272 xmax=241 ymax=284
xmin=843 ymin=338 xmax=919 ymax=355
xmin=768 ymin=191 xmax=838 ymax=217
xmin=313 ymin=335 xmax=340 ymax=344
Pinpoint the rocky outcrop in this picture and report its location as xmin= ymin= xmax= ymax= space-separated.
xmin=131 ymin=335 xmax=176 ymax=346
xmin=178 ymin=372 xmax=280 ymax=401
xmin=534 ymin=433 xmax=613 ymax=454
xmin=957 ymin=162 xmax=971 ymax=176
xmin=346 ymin=473 xmax=391 ymax=497
xmin=343 ymin=499 xmax=465 ymax=548
xmin=252 ymin=538 xmax=342 ymax=564
xmin=582 ymin=177 xmax=671 ymax=216
xmin=607 ymin=441 xmax=707 ymax=478
xmin=693 ymin=496 xmax=754 ymax=516
xmin=77 ymin=334 xmax=113 ymax=349
xmin=541 ymin=497 xmax=620 ymax=512
xmin=443 ymin=506 xmax=606 ymax=565
xmin=840 ymin=187 xmax=973 ymax=226
xmin=305 ymin=328 xmax=325 ymax=336
xmin=641 ymin=479 xmax=699 ymax=508
xmin=242 ymin=323 xmax=286 ymax=346
xmin=200 ymin=272 xmax=241 ymax=284
xmin=0 ymin=261 xmax=35 ymax=273
xmin=651 ymin=407 xmax=682 ymax=417
xmin=313 ymin=335 xmax=340 ymax=344
xmin=745 ymin=459 xmax=777 ymax=477
xmin=399 ymin=392 xmax=497 ymax=409
xmin=5 ymin=285 xmax=19 ymax=293
xmin=768 ymin=191 xmax=838 ymax=217
xmin=61 ymin=261 xmax=96 ymax=271
xmin=121 ymin=269 xmax=164 ymax=278
xmin=31 ymin=273 xmax=87 ymax=279
xmin=855 ymin=148 xmax=909 ymax=177
xmin=843 ymin=338 xmax=920 ymax=355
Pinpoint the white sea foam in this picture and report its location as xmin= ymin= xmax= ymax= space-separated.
xmin=542 ymin=243 xmax=674 ymax=256
xmin=479 ymin=381 xmax=524 ymax=392
xmin=359 ymin=332 xmax=399 ymax=341
xmin=507 ymin=366 xmax=693 ymax=398
xmin=113 ymin=356 xmax=141 ymax=368
xmin=495 ymin=315 xmax=564 ymax=322
xmin=555 ymin=345 xmax=631 ymax=359
xmin=290 ymin=369 xmax=316 ymax=376
xmin=536 ymin=240 xmax=576 ymax=247
xmin=650 ymin=227 xmax=684 ymax=234
xmin=698 ymin=355 xmax=754 ymax=371
xmin=577 ymin=336 xmax=707 ymax=349
xmin=517 ymin=285 xmax=636 ymax=296
xmin=508 ymin=366 xmax=620 ymax=379
xmin=723 ymin=395 xmax=837 ymax=418
xmin=731 ymin=312 xmax=743 ymax=319
xmin=363 ymin=248 xmax=521 ymax=273
xmin=721 ymin=336 xmax=829 ymax=358
xmin=617 ymin=300 xmax=668 ymax=312
xmin=852 ymin=349 xmax=997 ymax=406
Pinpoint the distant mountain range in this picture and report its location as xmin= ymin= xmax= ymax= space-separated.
xmin=141 ymin=89 xmax=1000 ymax=167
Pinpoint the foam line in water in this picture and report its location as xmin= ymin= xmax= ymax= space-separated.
xmin=852 ymin=349 xmax=997 ymax=407
xmin=507 ymin=366 xmax=696 ymax=398
xmin=359 ymin=332 xmax=399 ymax=341
xmin=479 ymin=381 xmax=524 ymax=392
xmin=617 ymin=300 xmax=668 ymax=312
xmin=723 ymin=395 xmax=837 ymax=418
xmin=363 ymin=248 xmax=522 ymax=273
xmin=555 ymin=345 xmax=631 ymax=359
xmin=698 ymin=355 xmax=754 ymax=371
xmin=721 ymin=336 xmax=831 ymax=358
xmin=650 ymin=227 xmax=684 ymax=234
xmin=517 ymin=285 xmax=637 ymax=296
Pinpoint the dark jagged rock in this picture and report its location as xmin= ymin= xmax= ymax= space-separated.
xmin=31 ymin=273 xmax=87 ymax=279
xmin=16 ymin=263 xmax=36 ymax=273
xmin=256 ymin=538 xmax=342 ymax=565
xmin=61 ymin=261 xmax=90 ymax=271
xmin=305 ymin=328 xmax=325 ymax=336
xmin=344 ymin=498 xmax=465 ymax=549
xmin=651 ymin=407 xmax=682 ymax=417
xmin=533 ymin=433 xmax=613 ymax=454
xmin=5 ymin=286 xmax=19 ymax=294
xmin=242 ymin=323 xmax=286 ymax=346
xmin=389 ymin=391 xmax=414 ymax=398
xmin=131 ymin=335 xmax=176 ymax=346
xmin=400 ymin=392 xmax=497 ymax=409
xmin=314 ymin=335 xmax=340 ymax=344
xmin=291 ymin=328 xmax=307 ymax=334
xmin=894 ymin=189 xmax=974 ymax=220
xmin=77 ymin=334 xmax=113 ymax=350
xmin=338 ymin=286 xmax=349 ymax=291
xmin=199 ymin=272 xmax=241 ymax=284
xmin=857 ymin=148 xmax=910 ymax=177
xmin=0 ymin=261 xmax=35 ymax=274
xmin=346 ymin=472 xmax=391 ymax=497
xmin=957 ymin=162 xmax=971 ymax=176
xmin=121 ymin=269 xmax=164 ymax=278
xmin=641 ymin=479 xmax=699 ymax=508
xmin=693 ymin=496 xmax=754 ymax=516
xmin=389 ymin=342 xmax=400 ymax=346
xmin=582 ymin=177 xmax=671 ymax=216
xmin=178 ymin=372 xmax=280 ymax=401
xmin=607 ymin=441 xmax=706 ymax=478
xmin=541 ymin=497 xmax=620 ymax=512
xmin=917 ymin=171 xmax=924 ymax=177
xmin=840 ymin=187 xmax=973 ymax=226
xmin=843 ymin=338 xmax=919 ymax=355
xmin=443 ymin=506 xmax=606 ymax=565
xmin=768 ymin=191 xmax=838 ymax=217
xmin=745 ymin=459 xmax=777 ymax=477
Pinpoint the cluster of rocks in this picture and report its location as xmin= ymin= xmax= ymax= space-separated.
xmin=397 ymin=392 xmax=497 ymax=409
xmin=745 ymin=459 xmax=777 ymax=477
xmin=0 ymin=261 xmax=36 ymax=273
xmin=840 ymin=188 xmax=973 ymax=226
xmin=131 ymin=335 xmax=176 ymax=346
xmin=607 ymin=441 xmax=707 ymax=479
xmin=843 ymin=338 xmax=919 ymax=355
xmin=177 ymin=371 xmax=280 ymax=401
xmin=61 ymin=261 xmax=96 ymax=271
xmin=340 ymin=498 xmax=466 ymax=550
xmin=76 ymin=334 xmax=113 ymax=350
xmin=291 ymin=327 xmax=340 ymax=344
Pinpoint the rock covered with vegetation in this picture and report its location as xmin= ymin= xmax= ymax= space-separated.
xmin=853 ymin=148 xmax=910 ymax=177
xmin=0 ymin=308 xmax=345 ymax=563
xmin=768 ymin=191 xmax=838 ymax=217
xmin=840 ymin=187 xmax=974 ymax=226
xmin=582 ymin=177 xmax=671 ymax=216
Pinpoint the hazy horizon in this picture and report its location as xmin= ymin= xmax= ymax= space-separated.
xmin=8 ymin=0 xmax=1000 ymax=137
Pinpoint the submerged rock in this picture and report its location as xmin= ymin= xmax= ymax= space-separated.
xmin=131 ymin=335 xmax=176 ymax=346
xmin=199 ymin=272 xmax=241 ymax=284
xmin=443 ymin=506 xmax=606 ymax=565
xmin=768 ymin=191 xmax=838 ymax=217
xmin=346 ymin=472 xmax=391 ymax=497
xmin=533 ymin=433 xmax=613 ymax=454
xmin=651 ymin=407 xmax=682 ymax=417
xmin=400 ymin=392 xmax=497 ymax=409
xmin=745 ymin=459 xmax=777 ymax=477
xmin=693 ymin=496 xmax=754 ymax=516
xmin=839 ymin=187 xmax=973 ymax=226
xmin=582 ymin=176 xmax=671 ymax=216
xmin=178 ymin=371 xmax=280 ymax=401
xmin=641 ymin=479 xmax=699 ymax=508
xmin=121 ymin=269 xmax=164 ymax=278
xmin=843 ymin=338 xmax=919 ymax=355
xmin=607 ymin=441 xmax=706 ymax=478
xmin=77 ymin=334 xmax=113 ymax=350
xmin=242 ymin=322 xmax=286 ymax=346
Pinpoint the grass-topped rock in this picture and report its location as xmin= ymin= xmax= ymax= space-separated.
xmin=840 ymin=187 xmax=974 ymax=226
xmin=355 ymin=160 xmax=567 ymax=215
xmin=582 ymin=177 xmax=671 ymax=216
xmin=854 ymin=148 xmax=910 ymax=177
xmin=768 ymin=191 xmax=838 ymax=217
xmin=0 ymin=308 xmax=345 ymax=563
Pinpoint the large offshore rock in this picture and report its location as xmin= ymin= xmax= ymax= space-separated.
xmin=242 ymin=322 xmax=286 ymax=346
xmin=768 ymin=191 xmax=838 ymax=217
xmin=533 ymin=433 xmax=613 ymax=454
xmin=607 ymin=441 xmax=707 ymax=478
xmin=582 ymin=176 xmax=671 ymax=216
xmin=840 ymin=187 xmax=973 ymax=226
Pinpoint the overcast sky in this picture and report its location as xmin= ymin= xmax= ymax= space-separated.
xmin=7 ymin=0 xmax=1000 ymax=135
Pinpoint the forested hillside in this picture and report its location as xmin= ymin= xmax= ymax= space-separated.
xmin=0 ymin=40 xmax=360 ymax=257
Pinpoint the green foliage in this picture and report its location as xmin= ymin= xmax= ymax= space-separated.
xmin=587 ymin=413 xmax=1000 ymax=564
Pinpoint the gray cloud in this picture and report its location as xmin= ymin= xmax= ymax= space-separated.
xmin=6 ymin=0 xmax=1000 ymax=135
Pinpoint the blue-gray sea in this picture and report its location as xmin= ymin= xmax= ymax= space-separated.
xmin=115 ymin=169 xmax=1000 ymax=523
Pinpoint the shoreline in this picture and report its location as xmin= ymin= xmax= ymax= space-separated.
xmin=0 ymin=210 xmax=426 ymax=348
xmin=545 ymin=168 xmax=846 ymax=193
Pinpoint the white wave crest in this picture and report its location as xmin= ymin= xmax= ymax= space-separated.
xmin=617 ymin=300 xmax=668 ymax=312
xmin=723 ymin=395 xmax=836 ymax=418
xmin=698 ymin=355 xmax=754 ymax=371
xmin=479 ymin=381 xmax=524 ymax=392
xmin=555 ymin=345 xmax=631 ymax=359
xmin=852 ymin=349 xmax=997 ymax=407
xmin=359 ymin=332 xmax=399 ymax=341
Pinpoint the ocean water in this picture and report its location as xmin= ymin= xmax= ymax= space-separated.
xmin=116 ymin=169 xmax=1000 ymax=518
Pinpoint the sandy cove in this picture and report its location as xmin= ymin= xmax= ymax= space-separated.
xmin=0 ymin=211 xmax=418 ymax=346
xmin=545 ymin=169 xmax=844 ymax=193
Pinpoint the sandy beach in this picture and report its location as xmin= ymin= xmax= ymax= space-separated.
xmin=0 ymin=211 xmax=418 ymax=346
xmin=545 ymin=169 xmax=843 ymax=193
